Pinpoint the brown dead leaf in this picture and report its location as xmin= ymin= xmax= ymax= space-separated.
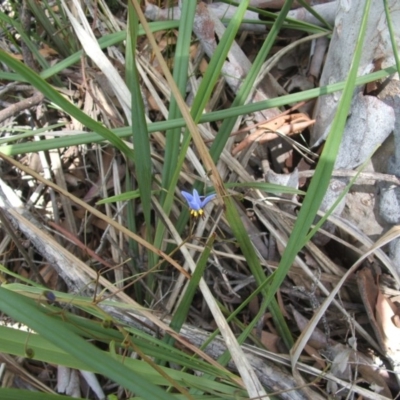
xmin=289 ymin=307 xmax=327 ymax=369
xmin=39 ymin=44 xmax=59 ymax=58
xmin=232 ymin=113 xmax=315 ymax=156
xmin=146 ymin=88 xmax=161 ymax=111
xmin=357 ymin=268 xmax=385 ymax=352
xmin=257 ymin=330 xmax=280 ymax=353
xmin=39 ymin=264 xmax=59 ymax=287
xmin=304 ymin=343 xmax=326 ymax=370
xmin=199 ymin=58 xmax=208 ymax=75
xmin=154 ymin=30 xmax=177 ymax=53
xmin=393 ymin=314 xmax=400 ymax=328
xmin=248 ymin=295 xmax=259 ymax=318
xmin=375 ymin=291 xmax=400 ymax=354
xmin=189 ymin=43 xmax=199 ymax=60
xmin=291 ymin=306 xmax=329 ymax=350
xmin=358 ymin=270 xmax=400 ymax=391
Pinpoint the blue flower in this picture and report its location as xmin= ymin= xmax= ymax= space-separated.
xmin=181 ymin=189 xmax=216 ymax=218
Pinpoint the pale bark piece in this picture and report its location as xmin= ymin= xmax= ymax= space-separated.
xmin=57 ymin=366 xmax=81 ymax=397
xmin=80 ymin=370 xmax=105 ymax=400
xmin=249 ymin=0 xmax=306 ymax=8
xmin=208 ymin=2 xmax=266 ymax=33
xmin=334 ymin=94 xmax=395 ymax=170
xmin=308 ymin=36 xmax=329 ymax=83
xmin=265 ymin=168 xmax=299 ymax=194
xmin=316 ymin=93 xmax=394 ymax=243
xmin=311 ymin=0 xmax=400 ymax=147
xmin=265 ymin=168 xmax=299 ymax=214
xmin=312 ymin=179 xmax=346 ymax=246
xmin=209 ymin=2 xmax=337 ymax=30
xmin=343 ymin=190 xmax=386 ymax=239
xmin=379 ymin=92 xmax=400 ymax=226
xmin=380 ymin=187 xmax=400 ymax=225
xmin=287 ymin=2 xmax=337 ymax=27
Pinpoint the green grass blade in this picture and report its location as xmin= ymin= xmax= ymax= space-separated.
xmin=262 ymin=0 xmax=373 ymax=349
xmin=303 ymin=153 xmax=375 ymax=245
xmin=166 ymin=234 xmax=215 ymax=346
xmin=125 ymin=168 xmax=142 ymax=301
xmin=224 ymin=181 xmax=304 ymax=195
xmin=161 ymin=1 xmax=197 ymax=194
xmin=0 ymin=51 xmax=372 ymax=112
xmin=0 ymin=49 xmax=135 ymax=160
xmin=208 ymin=0 xmax=296 ymax=350
xmin=0 ymin=22 xmax=179 ymax=83
xmin=384 ymin=0 xmax=400 ymax=75
xmin=40 ymin=21 xmax=177 ymax=81
xmin=221 ymin=0 xmax=330 ymax=34
xmin=26 ymin=0 xmax=73 ymax=57
xmin=0 ymin=320 xmax=238 ymax=396
xmin=296 ymin=0 xmax=333 ymax=30
xmin=0 ymin=65 xmax=396 ymax=156
xmin=0 ymin=287 xmax=176 ymax=400
xmin=126 ymin=2 xmax=154 ymax=275
xmin=0 ymin=10 xmax=49 ymax=71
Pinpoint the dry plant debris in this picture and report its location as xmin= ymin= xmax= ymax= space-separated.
xmin=0 ymin=0 xmax=400 ymax=399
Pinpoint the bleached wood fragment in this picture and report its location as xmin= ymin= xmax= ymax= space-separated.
xmin=287 ymin=2 xmax=337 ymax=27
xmin=311 ymin=0 xmax=400 ymax=146
xmin=334 ymin=94 xmax=395 ymax=170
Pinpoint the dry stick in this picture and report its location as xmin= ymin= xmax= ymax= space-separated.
xmin=0 ymin=92 xmax=45 ymax=124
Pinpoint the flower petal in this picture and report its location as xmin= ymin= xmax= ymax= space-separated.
xmin=180 ymin=191 xmax=193 ymax=201
xmin=181 ymin=190 xmax=200 ymax=210
xmin=191 ymin=189 xmax=202 ymax=210
xmin=200 ymin=193 xmax=216 ymax=208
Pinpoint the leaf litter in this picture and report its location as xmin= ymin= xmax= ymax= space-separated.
xmin=0 ymin=0 xmax=400 ymax=398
